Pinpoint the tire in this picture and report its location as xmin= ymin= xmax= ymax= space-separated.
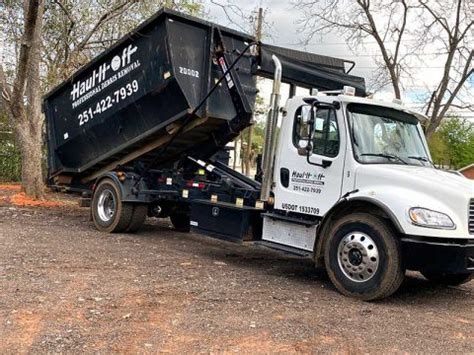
xmin=421 ymin=271 xmax=473 ymax=286
xmin=126 ymin=204 xmax=148 ymax=233
xmin=324 ymin=213 xmax=404 ymax=301
xmin=170 ymin=213 xmax=190 ymax=232
xmin=92 ymin=178 xmax=134 ymax=233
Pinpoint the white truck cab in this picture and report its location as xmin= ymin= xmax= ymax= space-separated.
xmin=261 ymin=91 xmax=474 ymax=300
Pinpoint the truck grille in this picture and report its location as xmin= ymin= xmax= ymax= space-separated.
xmin=470 ymin=199 xmax=474 ymax=234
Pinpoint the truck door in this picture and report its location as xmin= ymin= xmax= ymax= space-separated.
xmin=273 ymin=98 xmax=346 ymax=217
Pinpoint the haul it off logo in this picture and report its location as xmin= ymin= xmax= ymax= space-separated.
xmin=291 ymin=170 xmax=325 ymax=185
xmin=70 ymin=44 xmax=139 ymax=108
xmin=291 ymin=170 xmax=326 ymax=194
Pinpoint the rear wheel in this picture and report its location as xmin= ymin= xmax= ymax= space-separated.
xmin=126 ymin=204 xmax=148 ymax=233
xmin=421 ymin=271 xmax=473 ymax=286
xmin=324 ymin=213 xmax=404 ymax=301
xmin=92 ymin=179 xmax=141 ymax=233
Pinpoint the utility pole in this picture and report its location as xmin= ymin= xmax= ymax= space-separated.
xmin=244 ymin=7 xmax=263 ymax=177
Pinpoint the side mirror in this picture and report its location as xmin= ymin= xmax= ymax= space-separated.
xmin=297 ymin=105 xmax=315 ymax=156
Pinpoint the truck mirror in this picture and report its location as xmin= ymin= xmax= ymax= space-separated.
xmin=296 ymin=105 xmax=315 ymax=156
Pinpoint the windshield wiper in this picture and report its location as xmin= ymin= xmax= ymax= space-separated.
xmin=361 ymin=153 xmax=408 ymax=165
xmin=408 ymin=156 xmax=434 ymax=167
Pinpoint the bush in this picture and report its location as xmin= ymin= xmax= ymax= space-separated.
xmin=0 ymin=112 xmax=21 ymax=182
xmin=429 ymin=116 xmax=474 ymax=170
xmin=0 ymin=145 xmax=21 ymax=182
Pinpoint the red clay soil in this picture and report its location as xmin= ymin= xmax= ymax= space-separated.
xmin=0 ymin=184 xmax=21 ymax=191
xmin=9 ymin=192 xmax=64 ymax=208
xmin=0 ymin=184 xmax=64 ymax=208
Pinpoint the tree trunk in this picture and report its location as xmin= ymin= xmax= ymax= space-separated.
xmin=15 ymin=120 xmax=44 ymax=198
xmin=424 ymin=116 xmax=439 ymax=139
xmin=23 ymin=0 xmax=46 ymax=199
xmin=244 ymin=128 xmax=252 ymax=176
xmin=7 ymin=0 xmax=46 ymax=199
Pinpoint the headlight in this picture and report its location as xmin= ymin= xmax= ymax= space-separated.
xmin=409 ymin=207 xmax=455 ymax=229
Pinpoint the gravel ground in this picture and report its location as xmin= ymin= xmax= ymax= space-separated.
xmin=0 ymin=194 xmax=473 ymax=353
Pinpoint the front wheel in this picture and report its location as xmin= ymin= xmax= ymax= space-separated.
xmin=421 ymin=271 xmax=473 ymax=286
xmin=324 ymin=213 xmax=404 ymax=301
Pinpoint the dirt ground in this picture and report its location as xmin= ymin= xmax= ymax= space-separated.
xmin=0 ymin=187 xmax=473 ymax=353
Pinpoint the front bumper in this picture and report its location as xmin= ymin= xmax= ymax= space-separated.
xmin=401 ymin=236 xmax=474 ymax=273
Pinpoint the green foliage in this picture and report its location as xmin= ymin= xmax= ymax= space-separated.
xmin=0 ymin=113 xmax=21 ymax=182
xmin=428 ymin=116 xmax=474 ymax=169
xmin=248 ymin=93 xmax=269 ymax=152
xmin=251 ymin=121 xmax=266 ymax=151
xmin=254 ymin=94 xmax=267 ymax=116
xmin=428 ymin=131 xmax=450 ymax=164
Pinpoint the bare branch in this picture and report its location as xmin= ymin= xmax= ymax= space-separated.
xmin=393 ymin=0 xmax=408 ymax=65
xmin=419 ymin=0 xmax=450 ymax=34
xmin=210 ymin=0 xmax=249 ymax=32
xmin=52 ymin=0 xmax=76 ymax=61
xmin=72 ymin=0 xmax=138 ymax=55
xmin=357 ymin=0 xmax=403 ymax=98
xmin=53 ymin=0 xmax=75 ymax=25
xmin=437 ymin=52 xmax=473 ymax=119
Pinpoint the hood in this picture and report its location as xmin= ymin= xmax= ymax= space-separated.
xmin=355 ymin=164 xmax=474 ymax=201
xmin=353 ymin=164 xmax=474 ymax=238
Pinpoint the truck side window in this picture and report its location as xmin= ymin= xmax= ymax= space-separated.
xmin=312 ymin=108 xmax=339 ymax=158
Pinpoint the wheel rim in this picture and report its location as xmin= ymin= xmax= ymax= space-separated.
xmin=337 ymin=232 xmax=380 ymax=282
xmin=97 ymin=189 xmax=116 ymax=223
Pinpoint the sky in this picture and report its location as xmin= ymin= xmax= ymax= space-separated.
xmin=205 ymin=0 xmax=473 ymax=121
xmin=0 ymin=1 xmax=471 ymax=120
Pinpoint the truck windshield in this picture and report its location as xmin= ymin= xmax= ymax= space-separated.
xmin=348 ymin=104 xmax=431 ymax=167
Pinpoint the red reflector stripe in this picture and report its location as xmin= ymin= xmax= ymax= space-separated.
xmin=186 ymin=181 xmax=205 ymax=189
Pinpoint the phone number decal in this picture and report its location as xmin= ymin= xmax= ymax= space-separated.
xmin=78 ymin=80 xmax=139 ymax=127
xmin=293 ymin=185 xmax=322 ymax=194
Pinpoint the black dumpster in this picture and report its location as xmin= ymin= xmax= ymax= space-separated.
xmin=44 ymin=8 xmax=365 ymax=186
xmin=44 ymin=9 xmax=258 ymax=183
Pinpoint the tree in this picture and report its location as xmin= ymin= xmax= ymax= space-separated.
xmin=427 ymin=130 xmax=450 ymax=166
xmin=41 ymin=0 xmax=203 ymax=86
xmin=418 ymin=1 xmax=473 ymax=138
xmin=295 ymin=0 xmax=473 ymax=138
xmin=0 ymin=0 xmax=46 ymax=198
xmin=430 ymin=116 xmax=474 ymax=169
xmin=0 ymin=0 xmax=203 ymax=198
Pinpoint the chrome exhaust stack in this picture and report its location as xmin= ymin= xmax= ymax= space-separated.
xmin=260 ymin=55 xmax=282 ymax=202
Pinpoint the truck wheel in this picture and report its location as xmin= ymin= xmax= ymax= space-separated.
xmin=324 ymin=213 xmax=404 ymax=301
xmin=92 ymin=179 xmax=134 ymax=233
xmin=170 ymin=213 xmax=190 ymax=232
xmin=126 ymin=204 xmax=148 ymax=233
xmin=421 ymin=271 xmax=473 ymax=286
